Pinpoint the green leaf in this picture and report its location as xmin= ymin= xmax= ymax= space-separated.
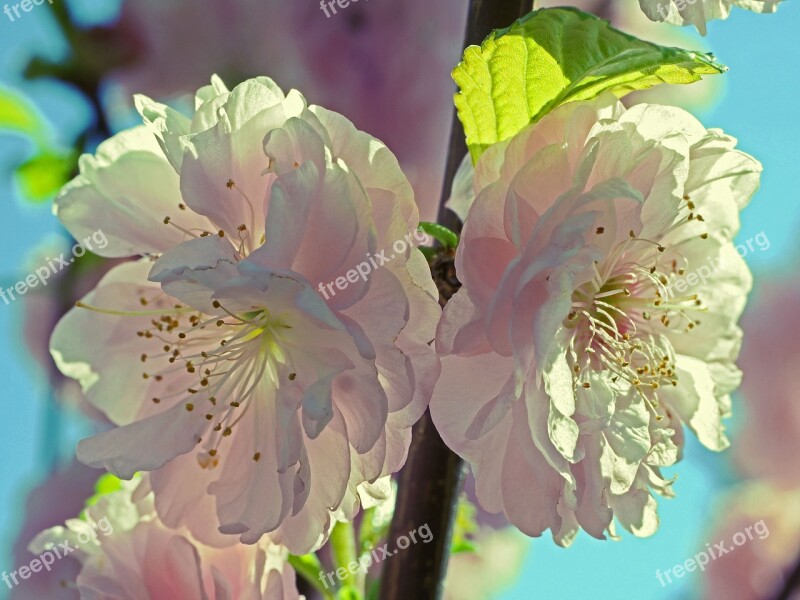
xmin=288 ymin=554 xmax=335 ymax=599
xmin=337 ymin=586 xmax=363 ymax=600
xmin=451 ymin=539 xmax=478 ymax=554
xmin=454 ymin=7 xmax=727 ymax=162
xmin=14 ymin=151 xmax=75 ymax=203
xmin=84 ymin=474 xmax=124 ymax=509
xmin=418 ymin=246 xmax=438 ymax=262
xmin=450 ymin=495 xmax=480 ymax=556
xmin=418 ymin=222 xmax=459 ymax=250
xmin=366 ymin=579 xmax=381 ymax=600
xmin=330 ymin=521 xmax=359 ymax=589
xmin=94 ymin=473 xmax=124 ymax=495
xmin=0 ymin=87 xmax=46 ymax=142
xmin=359 ymin=506 xmax=393 ymax=555
xmin=358 ymin=483 xmax=396 ymax=556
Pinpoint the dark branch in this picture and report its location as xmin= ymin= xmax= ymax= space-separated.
xmin=379 ymin=2 xmax=532 ymax=599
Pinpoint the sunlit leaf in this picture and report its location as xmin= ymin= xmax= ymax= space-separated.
xmin=337 ymin=585 xmax=362 ymax=600
xmin=0 ymin=87 xmax=46 ymax=142
xmin=454 ymin=7 xmax=727 ymax=162
xmin=14 ymin=151 xmax=75 ymax=203
xmin=450 ymin=495 xmax=480 ymax=555
xmin=84 ymin=473 xmax=124 ymax=508
xmin=418 ymin=222 xmax=459 ymax=250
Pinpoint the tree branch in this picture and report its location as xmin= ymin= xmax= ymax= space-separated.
xmin=771 ymin=552 xmax=800 ymax=600
xmin=379 ymin=2 xmax=532 ymax=599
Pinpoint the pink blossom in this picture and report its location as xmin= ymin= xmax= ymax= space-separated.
xmin=432 ymin=95 xmax=761 ymax=544
xmin=29 ymin=478 xmax=301 ymax=600
xmin=50 ymin=76 xmax=440 ymax=553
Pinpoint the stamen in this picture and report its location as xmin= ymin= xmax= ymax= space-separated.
xmin=76 ymin=302 xmax=194 ymax=317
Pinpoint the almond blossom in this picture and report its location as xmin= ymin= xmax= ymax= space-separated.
xmin=432 ymin=95 xmax=761 ymax=545
xmin=29 ymin=477 xmax=301 ymax=600
xmin=50 ymin=76 xmax=440 ymax=554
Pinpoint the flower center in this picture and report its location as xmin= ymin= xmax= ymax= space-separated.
xmin=78 ymin=294 xmax=294 ymax=468
xmin=563 ymin=226 xmax=708 ymax=414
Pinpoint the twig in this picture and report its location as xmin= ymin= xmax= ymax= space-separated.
xmin=378 ymin=2 xmax=533 ymax=599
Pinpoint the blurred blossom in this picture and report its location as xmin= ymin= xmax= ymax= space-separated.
xmin=444 ymin=482 xmax=528 ymax=599
xmin=285 ymin=0 xmax=467 ymax=221
xmin=735 ymin=279 xmax=800 ymax=486
xmin=21 ymin=238 xmax=121 ymax=420
xmin=701 ymin=482 xmax=800 ymax=600
xmin=9 ymin=460 xmax=100 ymax=600
xmin=112 ymin=0 xmax=288 ymax=98
xmin=110 ymin=0 xmax=468 ymax=222
xmin=444 ymin=527 xmax=529 ymax=600
xmin=30 ymin=477 xmax=301 ymax=599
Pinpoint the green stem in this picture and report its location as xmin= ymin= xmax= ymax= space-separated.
xmin=330 ymin=521 xmax=361 ymax=592
xmin=287 ymin=554 xmax=336 ymax=600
